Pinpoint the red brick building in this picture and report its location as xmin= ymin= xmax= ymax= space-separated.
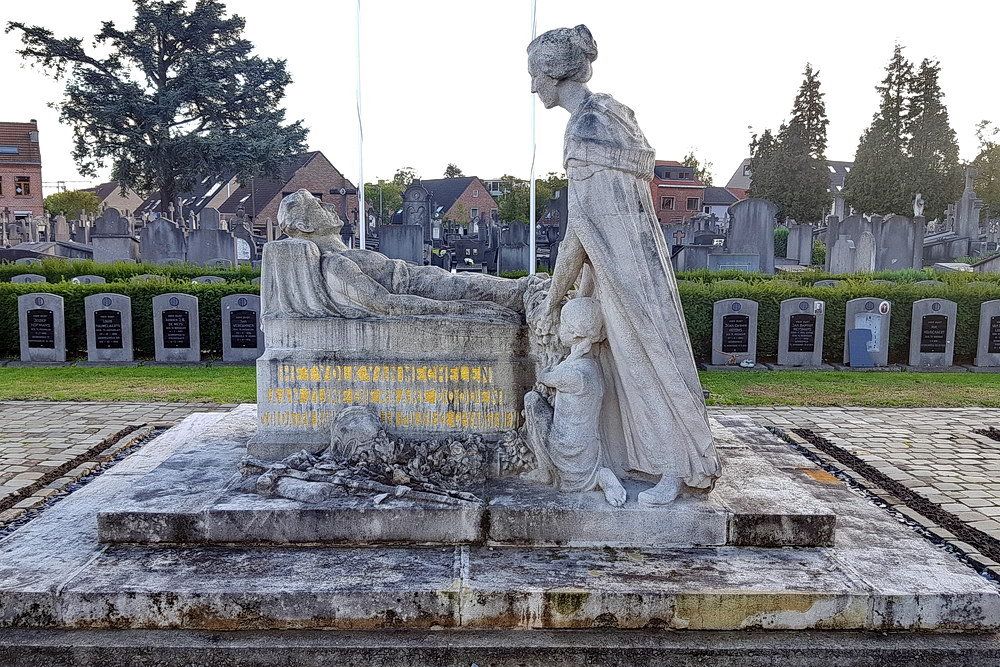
xmin=0 ymin=120 xmax=43 ymax=220
xmin=649 ymin=160 xmax=706 ymax=224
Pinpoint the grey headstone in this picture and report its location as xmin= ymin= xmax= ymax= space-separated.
xmin=17 ymin=293 xmax=65 ymax=362
xmin=828 ymin=235 xmax=855 ymax=274
xmin=913 ymin=280 xmax=946 ymax=287
xmin=84 ymin=293 xmax=133 ymax=363
xmin=724 ymin=199 xmax=777 ymax=274
xmin=152 ymin=293 xmax=200 ymax=363
xmin=251 ymin=277 xmax=261 ymax=286
xmin=813 ymin=280 xmax=843 ymax=288
xmin=708 ymin=253 xmax=760 ymax=273
xmin=72 ymin=275 xmax=107 ymax=285
xmin=206 ymin=258 xmax=234 ymax=268
xmin=875 ymin=215 xmax=920 ymax=271
xmin=140 ymin=219 xmax=188 ymax=264
xmin=711 ymin=298 xmax=758 ymax=365
xmin=200 ymin=208 xmax=221 ymax=230
xmin=188 ymin=223 xmax=237 ymax=266
xmin=51 ymin=215 xmax=71 ymax=242
xmin=855 ymin=231 xmax=877 ymax=273
xmin=221 ymin=294 xmax=263 ymax=362
xmin=11 ymin=274 xmax=47 ymax=284
xmin=844 ymin=297 xmax=892 ymax=366
xmin=14 ymin=258 xmax=40 ymax=266
xmin=909 ymin=298 xmax=957 ymax=367
xmin=377 ymin=225 xmax=424 ymax=265
xmin=777 ymin=298 xmax=825 ymax=367
xmin=192 ymin=276 xmax=227 ymax=284
xmin=975 ymin=300 xmax=1000 ymax=368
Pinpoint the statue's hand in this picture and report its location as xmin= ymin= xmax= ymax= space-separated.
xmin=532 ymin=295 xmax=560 ymax=339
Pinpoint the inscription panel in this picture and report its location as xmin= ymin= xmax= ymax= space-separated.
xmin=229 ymin=310 xmax=258 ymax=349
xmin=919 ymin=314 xmax=948 ymax=354
xmin=989 ymin=316 xmax=1000 ymax=355
xmin=721 ymin=314 xmax=749 ymax=353
xmin=27 ymin=309 xmax=55 ymax=349
xmin=162 ymin=310 xmax=191 ymax=349
xmin=94 ymin=310 xmax=123 ymax=349
xmin=787 ymin=314 xmax=816 ymax=353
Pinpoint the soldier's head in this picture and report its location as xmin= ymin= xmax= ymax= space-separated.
xmin=277 ymin=189 xmax=347 ymax=253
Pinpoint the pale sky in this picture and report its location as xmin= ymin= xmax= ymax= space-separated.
xmin=3 ymin=0 xmax=998 ymax=197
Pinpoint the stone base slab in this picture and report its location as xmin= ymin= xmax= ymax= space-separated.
xmin=0 ymin=407 xmax=997 ymax=632
xmin=96 ymin=411 xmax=835 ymax=548
xmin=2 ymin=629 xmax=1000 ymax=666
xmin=699 ymin=363 xmax=768 ymax=371
xmin=764 ymin=363 xmax=836 ymax=371
xmin=967 ymin=365 xmax=1000 ymax=373
xmin=905 ymin=365 xmax=968 ymax=373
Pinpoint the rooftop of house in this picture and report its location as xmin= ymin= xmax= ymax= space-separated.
xmin=725 ymin=157 xmax=854 ymax=193
xmin=652 ymin=160 xmax=705 ymax=187
xmin=703 ymin=186 xmax=741 ymax=206
xmin=413 ymin=177 xmax=487 ymax=215
xmin=84 ymin=182 xmax=125 ymax=202
xmin=0 ymin=121 xmax=41 ymax=165
xmin=217 ymin=152 xmax=326 ymax=216
xmin=137 ymin=170 xmax=238 ymax=216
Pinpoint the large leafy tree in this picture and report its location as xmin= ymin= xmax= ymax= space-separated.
xmin=443 ymin=163 xmax=464 ymax=178
xmin=747 ymin=64 xmax=831 ymax=223
xmin=43 ymin=190 xmax=101 ymax=217
xmin=973 ymin=121 xmax=1000 ymax=219
xmin=681 ymin=150 xmax=713 ymax=185
xmin=844 ymin=44 xmax=914 ymax=216
xmin=906 ymin=58 xmax=962 ymax=219
xmin=497 ymin=172 xmax=567 ymax=223
xmin=363 ymin=180 xmax=403 ymax=224
xmin=7 ymin=0 xmax=307 ymax=214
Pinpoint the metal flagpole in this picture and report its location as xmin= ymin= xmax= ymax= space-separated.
xmin=528 ymin=0 xmax=537 ymax=274
xmin=356 ymin=0 xmax=366 ymax=249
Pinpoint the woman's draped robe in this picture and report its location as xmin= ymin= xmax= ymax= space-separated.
xmin=561 ymin=93 xmax=720 ymax=489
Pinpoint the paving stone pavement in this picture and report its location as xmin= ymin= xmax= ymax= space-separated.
xmin=0 ymin=402 xmax=234 ymax=528
xmin=713 ymin=406 xmax=1000 ymax=570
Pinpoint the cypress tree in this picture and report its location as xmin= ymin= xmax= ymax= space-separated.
xmin=907 ymin=58 xmax=962 ymax=219
xmin=844 ymin=44 xmax=913 ymax=216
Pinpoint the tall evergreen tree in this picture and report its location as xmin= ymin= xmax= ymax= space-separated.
xmin=747 ymin=64 xmax=831 ymax=222
xmin=973 ymin=121 xmax=1000 ymax=219
xmin=906 ymin=58 xmax=962 ymax=219
xmin=7 ymin=0 xmax=307 ymax=213
xmin=844 ymin=44 xmax=913 ymax=216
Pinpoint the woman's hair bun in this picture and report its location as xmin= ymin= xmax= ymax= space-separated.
xmin=570 ymin=25 xmax=598 ymax=62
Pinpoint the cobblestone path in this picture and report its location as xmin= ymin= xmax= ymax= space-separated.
xmin=0 ymin=402 xmax=233 ymax=528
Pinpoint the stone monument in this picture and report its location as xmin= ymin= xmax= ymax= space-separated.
xmin=777 ymin=298 xmax=825 ymax=367
xmin=844 ymin=297 xmax=892 ymax=367
xmin=908 ymin=298 xmax=957 ymax=368
xmin=711 ymin=298 xmax=758 ymax=367
xmin=17 ymin=293 xmax=65 ymax=362
xmin=221 ymin=293 xmax=264 ymax=363
xmin=84 ymin=293 xmax=133 ymax=364
xmin=152 ymin=293 xmax=201 ymax=363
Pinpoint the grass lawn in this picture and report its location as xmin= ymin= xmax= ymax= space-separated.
xmin=0 ymin=366 xmax=997 ymax=408
xmin=702 ymin=370 xmax=1000 ymax=407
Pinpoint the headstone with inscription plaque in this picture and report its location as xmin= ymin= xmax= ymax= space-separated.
xmin=844 ymin=297 xmax=892 ymax=367
xmin=17 ymin=293 xmax=65 ymax=362
xmin=908 ymin=298 xmax=957 ymax=367
xmin=777 ymin=298 xmax=825 ymax=367
xmin=975 ymin=300 xmax=1000 ymax=369
xmin=72 ymin=275 xmax=107 ymax=285
xmin=152 ymin=293 xmax=200 ymax=363
xmin=221 ymin=294 xmax=263 ymax=362
xmin=84 ymin=293 xmax=133 ymax=363
xmin=711 ymin=298 xmax=758 ymax=366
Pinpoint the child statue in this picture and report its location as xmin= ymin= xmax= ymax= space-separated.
xmin=523 ymin=297 xmax=627 ymax=507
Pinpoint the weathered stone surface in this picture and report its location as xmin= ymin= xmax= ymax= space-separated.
xmin=100 ymin=414 xmax=833 ymax=548
xmin=976 ymin=299 xmax=1000 ymax=368
xmin=221 ymin=294 xmax=263 ymax=363
xmin=777 ymin=298 xmax=825 ymax=367
xmin=843 ymin=297 xmax=892 ymax=366
xmin=152 ymin=293 xmax=200 ymax=363
xmin=909 ymin=298 xmax=957 ymax=367
xmin=84 ymin=293 xmax=133 ymax=363
xmin=0 ymin=408 xmax=997 ymax=632
xmin=712 ymin=298 xmax=758 ymax=366
xmin=17 ymin=293 xmax=65 ymax=362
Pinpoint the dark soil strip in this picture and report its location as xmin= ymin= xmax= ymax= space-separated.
xmin=0 ymin=424 xmax=144 ymax=515
xmin=974 ymin=428 xmax=1000 ymax=443
xmin=793 ymin=428 xmax=1000 ymax=565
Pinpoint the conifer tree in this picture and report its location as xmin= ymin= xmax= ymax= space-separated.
xmin=844 ymin=44 xmax=913 ymax=216
xmin=747 ymin=64 xmax=831 ymax=223
xmin=973 ymin=121 xmax=1000 ymax=218
xmin=906 ymin=58 xmax=962 ymax=219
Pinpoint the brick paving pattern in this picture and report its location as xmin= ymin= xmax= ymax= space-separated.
xmin=0 ymin=402 xmax=233 ymax=528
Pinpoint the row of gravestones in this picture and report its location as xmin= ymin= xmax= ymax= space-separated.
xmin=712 ymin=297 xmax=1000 ymax=369
xmin=10 ymin=273 xmax=261 ymax=285
xmin=16 ymin=293 xmax=263 ymax=364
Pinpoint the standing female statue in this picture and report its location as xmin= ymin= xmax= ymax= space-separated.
xmin=528 ymin=25 xmax=720 ymax=504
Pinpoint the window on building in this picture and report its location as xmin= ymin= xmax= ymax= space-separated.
xmin=0 ymin=146 xmax=18 ymax=155
xmin=687 ymin=197 xmax=700 ymax=211
xmin=704 ymin=205 xmax=711 ymax=213
xmin=471 ymin=208 xmax=479 ymax=219
xmin=14 ymin=176 xmax=30 ymax=196
xmin=661 ymin=196 xmax=674 ymax=210
xmin=0 ymin=177 xmax=3 ymax=195
xmin=743 ymin=164 xmax=752 ymax=177
xmin=664 ymin=171 xmax=672 ymax=179
xmin=472 ymin=189 xmax=479 ymax=197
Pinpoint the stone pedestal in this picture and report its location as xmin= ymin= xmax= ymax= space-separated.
xmin=251 ymin=315 xmax=534 ymax=460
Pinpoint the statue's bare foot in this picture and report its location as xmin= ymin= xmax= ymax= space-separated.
xmin=597 ymin=467 xmax=626 ymax=507
xmin=521 ymin=467 xmax=552 ymax=484
xmin=638 ymin=476 xmax=682 ymax=506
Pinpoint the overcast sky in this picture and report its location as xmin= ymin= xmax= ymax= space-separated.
xmin=3 ymin=0 xmax=999 ymax=196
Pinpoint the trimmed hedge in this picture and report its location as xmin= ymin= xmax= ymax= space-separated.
xmin=0 ymin=282 xmax=258 ymax=358
xmin=0 ymin=258 xmax=257 ymax=283
xmin=4 ymin=263 xmax=1000 ymax=364
xmin=679 ymin=280 xmax=1000 ymax=364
